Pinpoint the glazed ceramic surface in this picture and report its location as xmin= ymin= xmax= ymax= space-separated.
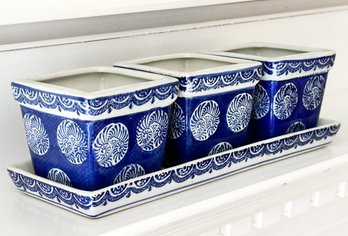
xmin=114 ymin=53 xmax=262 ymax=166
xmin=209 ymin=42 xmax=336 ymax=141
xmin=7 ymin=118 xmax=340 ymax=218
xmin=11 ymin=67 xmax=178 ymax=190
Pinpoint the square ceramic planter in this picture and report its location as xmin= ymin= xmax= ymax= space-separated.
xmin=209 ymin=42 xmax=336 ymax=141
xmin=115 ymin=53 xmax=262 ymax=166
xmin=11 ymin=67 xmax=178 ymax=190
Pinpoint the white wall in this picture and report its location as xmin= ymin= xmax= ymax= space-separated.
xmin=1 ymin=0 xmax=347 ymax=44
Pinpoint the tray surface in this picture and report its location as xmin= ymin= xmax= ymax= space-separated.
xmin=7 ymin=118 xmax=340 ymax=218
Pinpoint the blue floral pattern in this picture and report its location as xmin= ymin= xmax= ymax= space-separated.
xmin=136 ymin=110 xmax=169 ymax=151
xmin=23 ymin=114 xmax=50 ymax=156
xmin=47 ymin=168 xmax=72 ymax=187
xmin=252 ymin=84 xmax=270 ymax=119
xmin=226 ymin=93 xmax=253 ymax=132
xmin=169 ymin=102 xmax=186 ymax=140
xmin=302 ymin=75 xmax=325 ymax=110
xmin=208 ymin=142 xmax=233 ymax=155
xmin=190 ymin=100 xmax=220 ymax=141
xmin=273 ymin=83 xmax=298 ymax=120
xmin=113 ymin=164 xmax=146 ymax=184
xmin=8 ymin=121 xmax=340 ymax=217
xmin=93 ymin=123 xmax=129 ymax=167
xmin=57 ymin=120 xmax=88 ymax=165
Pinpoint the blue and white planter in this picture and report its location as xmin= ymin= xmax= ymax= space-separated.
xmin=114 ymin=53 xmax=262 ymax=166
xmin=11 ymin=67 xmax=178 ymax=190
xmin=209 ymin=42 xmax=336 ymax=141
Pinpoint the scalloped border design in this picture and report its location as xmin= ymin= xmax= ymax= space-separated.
xmin=263 ymin=55 xmax=335 ymax=76
xmin=11 ymin=83 xmax=178 ymax=117
xmin=179 ymin=66 xmax=262 ymax=93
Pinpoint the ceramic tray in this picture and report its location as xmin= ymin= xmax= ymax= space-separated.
xmin=7 ymin=118 xmax=340 ymax=218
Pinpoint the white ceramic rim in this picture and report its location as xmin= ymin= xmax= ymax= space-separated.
xmin=208 ymin=42 xmax=336 ymax=62
xmin=114 ymin=52 xmax=262 ymax=78
xmin=12 ymin=66 xmax=178 ymax=99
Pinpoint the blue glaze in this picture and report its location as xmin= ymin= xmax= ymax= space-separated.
xmin=19 ymin=105 xmax=171 ymax=191
xmin=210 ymin=46 xmax=336 ymax=142
xmin=166 ymin=69 xmax=261 ymax=165
xmin=176 ymin=66 xmax=262 ymax=93
xmin=166 ymin=87 xmax=255 ymax=166
xmin=115 ymin=55 xmax=262 ymax=166
xmin=250 ymin=72 xmax=329 ymax=141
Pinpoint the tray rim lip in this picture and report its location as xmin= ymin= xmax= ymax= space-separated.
xmin=7 ymin=118 xmax=341 ymax=197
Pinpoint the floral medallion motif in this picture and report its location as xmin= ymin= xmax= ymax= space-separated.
xmin=286 ymin=121 xmax=306 ymax=134
xmin=208 ymin=142 xmax=233 ymax=155
xmin=302 ymin=75 xmax=325 ymax=110
xmin=93 ymin=123 xmax=129 ymax=167
xmin=23 ymin=114 xmax=50 ymax=156
xmin=47 ymin=168 xmax=72 ymax=186
xmin=136 ymin=110 xmax=169 ymax=151
xmin=252 ymin=84 xmax=270 ymax=119
xmin=57 ymin=120 xmax=88 ymax=165
xmin=113 ymin=164 xmax=146 ymax=184
xmin=190 ymin=100 xmax=220 ymax=141
xmin=273 ymin=83 xmax=298 ymax=120
xmin=226 ymin=93 xmax=253 ymax=133
xmin=169 ymin=102 xmax=186 ymax=140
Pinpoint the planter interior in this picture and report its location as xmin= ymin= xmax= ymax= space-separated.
xmin=41 ymin=72 xmax=150 ymax=92
xmin=140 ymin=57 xmax=235 ymax=72
xmin=225 ymin=46 xmax=308 ymax=58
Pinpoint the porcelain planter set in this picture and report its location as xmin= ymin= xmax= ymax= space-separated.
xmin=9 ymin=42 xmax=339 ymax=217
